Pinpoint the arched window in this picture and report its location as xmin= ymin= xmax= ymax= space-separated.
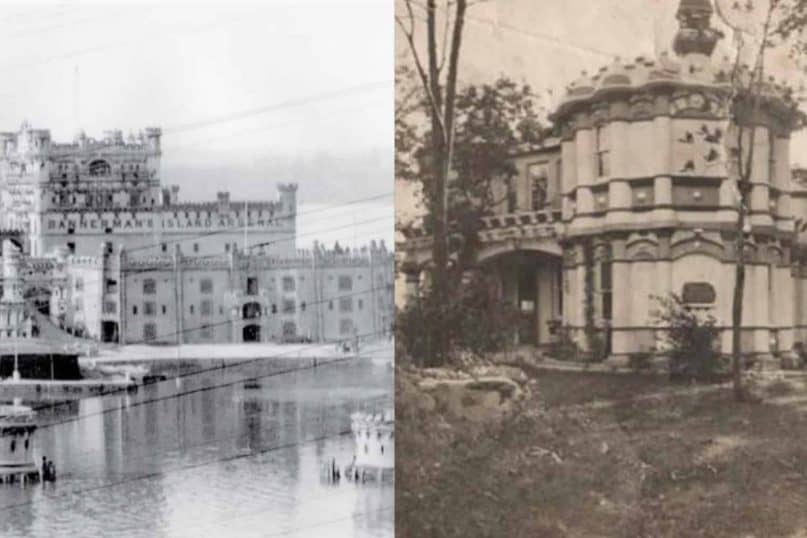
xmin=10 ymin=440 xmax=15 ymax=452
xmin=89 ymin=159 xmax=111 ymax=176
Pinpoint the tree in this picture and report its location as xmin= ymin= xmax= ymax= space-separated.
xmin=715 ymin=0 xmax=804 ymax=400
xmin=396 ymin=0 xmax=468 ymax=361
xmin=396 ymin=74 xmax=543 ymax=363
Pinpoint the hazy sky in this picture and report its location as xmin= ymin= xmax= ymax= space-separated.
xmin=0 ymin=0 xmax=394 ymax=249
xmin=395 ymin=0 xmax=807 ymax=226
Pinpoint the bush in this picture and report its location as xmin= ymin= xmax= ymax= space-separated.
xmin=651 ymin=294 xmax=723 ymax=382
xmin=549 ymin=324 xmax=580 ymax=361
xmin=629 ymin=352 xmax=653 ymax=371
xmin=396 ymin=270 xmax=520 ymax=367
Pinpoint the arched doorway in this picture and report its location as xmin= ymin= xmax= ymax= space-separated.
xmin=479 ymin=250 xmax=563 ymax=348
xmin=24 ymin=287 xmax=51 ymax=317
xmin=243 ymin=324 xmax=261 ymax=342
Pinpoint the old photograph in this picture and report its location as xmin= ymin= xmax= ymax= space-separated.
xmin=0 ymin=1 xmax=394 ymax=537
xmin=396 ymin=0 xmax=807 ymax=536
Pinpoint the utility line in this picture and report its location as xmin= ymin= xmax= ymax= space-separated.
xmin=162 ymin=81 xmax=392 ymax=135
xmin=0 ymin=428 xmax=355 ymax=513
xmin=19 ymin=291 xmax=390 ymax=420
xmin=0 ymin=329 xmax=390 ymax=512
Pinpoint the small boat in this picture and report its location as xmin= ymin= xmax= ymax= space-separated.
xmin=0 ymin=402 xmax=40 ymax=485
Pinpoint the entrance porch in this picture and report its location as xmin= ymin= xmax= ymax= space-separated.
xmin=481 ymin=251 xmax=563 ymax=348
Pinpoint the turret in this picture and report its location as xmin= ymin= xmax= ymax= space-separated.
xmin=1 ymin=240 xmax=23 ymax=303
xmin=277 ymin=183 xmax=298 ymax=215
xmin=217 ymin=191 xmax=230 ymax=213
xmin=0 ymin=133 xmax=15 ymax=157
xmin=144 ymin=127 xmax=161 ymax=154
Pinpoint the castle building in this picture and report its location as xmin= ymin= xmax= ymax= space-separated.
xmin=0 ymin=126 xmax=394 ymax=346
xmin=399 ymin=0 xmax=807 ymax=362
xmin=0 ymin=123 xmax=296 ymax=258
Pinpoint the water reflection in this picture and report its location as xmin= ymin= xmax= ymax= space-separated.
xmin=0 ymin=359 xmax=392 ymax=538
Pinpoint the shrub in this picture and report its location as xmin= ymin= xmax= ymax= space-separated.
xmin=651 ymin=293 xmax=723 ymax=382
xmin=396 ymin=270 xmax=520 ymax=367
xmin=629 ymin=352 xmax=653 ymax=371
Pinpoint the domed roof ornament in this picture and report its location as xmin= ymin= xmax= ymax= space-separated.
xmin=673 ymin=0 xmax=723 ymax=57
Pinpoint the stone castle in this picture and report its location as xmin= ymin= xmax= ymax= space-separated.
xmin=0 ymin=123 xmax=393 ymax=345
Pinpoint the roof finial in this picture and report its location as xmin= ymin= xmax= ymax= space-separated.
xmin=673 ymin=0 xmax=723 ymax=57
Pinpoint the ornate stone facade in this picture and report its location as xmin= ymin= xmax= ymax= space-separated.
xmin=0 ymin=125 xmax=394 ymax=345
xmin=398 ymin=0 xmax=807 ymax=360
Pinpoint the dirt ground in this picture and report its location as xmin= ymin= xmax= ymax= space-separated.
xmin=397 ymin=368 xmax=807 ymax=538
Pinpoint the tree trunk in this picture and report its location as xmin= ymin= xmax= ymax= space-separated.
xmin=731 ymin=209 xmax=746 ymax=401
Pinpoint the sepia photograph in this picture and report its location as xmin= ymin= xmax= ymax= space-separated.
xmin=396 ymin=0 xmax=807 ymax=536
xmin=0 ymin=1 xmax=394 ymax=537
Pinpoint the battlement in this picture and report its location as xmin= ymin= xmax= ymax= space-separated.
xmin=0 ymin=124 xmax=162 ymax=160
xmin=118 ymin=241 xmax=393 ymax=272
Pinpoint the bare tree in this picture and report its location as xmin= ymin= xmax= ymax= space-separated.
xmin=716 ymin=0 xmax=781 ymax=400
xmin=396 ymin=0 xmax=468 ymax=361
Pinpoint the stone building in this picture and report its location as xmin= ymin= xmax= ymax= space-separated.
xmin=0 ymin=125 xmax=394 ymax=346
xmin=399 ymin=0 xmax=807 ymax=362
xmin=0 ymin=122 xmax=296 ymax=258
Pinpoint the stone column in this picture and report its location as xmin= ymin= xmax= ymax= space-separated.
xmin=610 ymin=237 xmax=630 ymax=355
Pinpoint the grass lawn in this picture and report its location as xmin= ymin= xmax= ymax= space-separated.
xmin=397 ymin=369 xmax=807 ymax=538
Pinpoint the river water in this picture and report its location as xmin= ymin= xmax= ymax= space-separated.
xmin=0 ymin=356 xmax=393 ymax=538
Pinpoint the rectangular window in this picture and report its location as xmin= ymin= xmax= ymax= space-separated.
xmin=74 ymin=298 xmax=83 ymax=312
xmin=144 ymin=302 xmax=156 ymax=316
xmin=283 ymin=300 xmax=296 ymax=314
xmin=200 ymin=279 xmax=213 ymax=294
xmin=193 ymin=243 xmax=199 ymax=253
xmin=133 ymin=305 xmax=138 ymax=315
xmin=339 ymin=297 xmax=353 ymax=313
xmin=282 ymin=321 xmax=296 ymax=338
xmin=75 ymin=277 xmax=84 ymax=291
xmin=200 ymin=300 xmax=213 ymax=316
xmin=506 ymin=177 xmax=517 ymax=213
xmin=246 ymin=277 xmax=258 ymax=296
xmin=596 ymin=125 xmax=610 ymax=177
xmin=338 ymin=276 xmax=353 ymax=291
xmin=105 ymin=279 xmax=117 ymax=294
xmin=340 ymin=318 xmax=353 ymax=335
xmin=143 ymin=279 xmax=156 ymax=295
xmin=103 ymin=301 xmax=116 ymax=314
xmin=282 ymin=276 xmax=295 ymax=292
xmin=143 ymin=323 xmax=157 ymax=341
xmin=528 ymin=162 xmax=549 ymax=211
xmin=161 ymin=243 xmax=167 ymax=253
xmin=190 ymin=304 xmax=195 ymax=315
xmin=358 ymin=299 xmax=363 ymax=310
xmin=162 ymin=305 xmax=167 ymax=315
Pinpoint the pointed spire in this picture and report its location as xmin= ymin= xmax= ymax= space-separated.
xmin=673 ymin=0 xmax=723 ymax=57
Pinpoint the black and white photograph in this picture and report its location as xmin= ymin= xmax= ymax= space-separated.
xmin=396 ymin=0 xmax=807 ymax=536
xmin=0 ymin=1 xmax=394 ymax=537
